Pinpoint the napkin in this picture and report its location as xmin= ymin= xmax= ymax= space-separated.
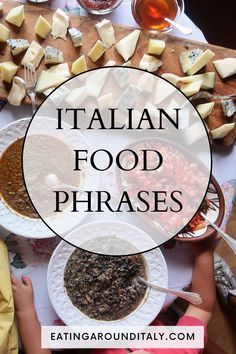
xmin=0 ymin=239 xmax=18 ymax=354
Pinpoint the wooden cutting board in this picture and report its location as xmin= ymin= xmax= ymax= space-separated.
xmin=0 ymin=0 xmax=236 ymax=146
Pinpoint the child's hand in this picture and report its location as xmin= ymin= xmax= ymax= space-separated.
xmin=11 ymin=273 xmax=35 ymax=317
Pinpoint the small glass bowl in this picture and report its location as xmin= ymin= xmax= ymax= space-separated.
xmin=77 ymin=0 xmax=123 ymax=15
xmin=131 ymin=0 xmax=185 ymax=33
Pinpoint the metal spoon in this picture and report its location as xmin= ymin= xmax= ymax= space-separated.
xmin=45 ymin=173 xmax=81 ymax=191
xmin=164 ymin=17 xmax=193 ymax=36
xmin=190 ymin=91 xmax=236 ymax=102
xmin=200 ymin=212 xmax=236 ymax=255
xmin=138 ymin=277 xmax=202 ymax=305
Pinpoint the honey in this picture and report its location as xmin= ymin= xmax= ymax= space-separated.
xmin=132 ymin=0 xmax=178 ymax=31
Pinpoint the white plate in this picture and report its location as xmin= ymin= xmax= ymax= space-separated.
xmin=47 ymin=221 xmax=168 ymax=326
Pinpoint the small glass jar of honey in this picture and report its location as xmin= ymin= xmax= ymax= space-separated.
xmin=131 ymin=0 xmax=184 ymax=32
xmin=77 ymin=0 xmax=123 ymax=15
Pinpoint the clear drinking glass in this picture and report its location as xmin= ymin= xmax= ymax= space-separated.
xmin=77 ymin=0 xmax=123 ymax=15
xmin=131 ymin=0 xmax=184 ymax=33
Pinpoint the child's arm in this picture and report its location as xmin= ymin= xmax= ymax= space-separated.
xmin=185 ymin=238 xmax=216 ymax=325
xmin=11 ymin=274 xmax=52 ymax=354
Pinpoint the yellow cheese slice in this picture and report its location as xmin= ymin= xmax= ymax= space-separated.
xmin=0 ymin=23 xmax=9 ymax=42
xmin=21 ymin=41 xmax=44 ymax=70
xmin=139 ymin=54 xmax=162 ymax=72
xmin=211 ymin=123 xmax=235 ymax=139
xmin=34 ymin=15 xmax=52 ymax=39
xmin=0 ymin=61 xmax=18 ymax=83
xmin=35 ymin=70 xmax=66 ymax=93
xmin=72 ymin=55 xmax=87 ymax=75
xmin=5 ymin=5 xmax=24 ymax=27
xmin=180 ymin=80 xmax=202 ymax=97
xmin=88 ymin=40 xmax=107 ymax=63
xmin=148 ymin=39 xmax=165 ymax=55
xmin=196 ymin=102 xmax=215 ymax=119
xmin=213 ymin=58 xmax=236 ymax=79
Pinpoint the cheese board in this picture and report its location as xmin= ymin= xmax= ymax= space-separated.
xmin=0 ymin=0 xmax=236 ymax=145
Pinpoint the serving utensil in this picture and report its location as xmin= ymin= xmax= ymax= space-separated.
xmin=200 ymin=212 xmax=236 ymax=255
xmin=164 ymin=17 xmax=193 ymax=35
xmin=24 ymin=66 xmax=37 ymax=114
xmin=138 ymin=277 xmax=202 ymax=305
xmin=45 ymin=173 xmax=81 ymax=191
xmin=190 ymin=91 xmax=236 ymax=102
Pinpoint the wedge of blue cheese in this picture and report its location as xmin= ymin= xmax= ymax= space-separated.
xmin=221 ymin=99 xmax=236 ymax=118
xmin=44 ymin=46 xmax=64 ymax=64
xmin=7 ymin=39 xmax=29 ymax=56
xmin=179 ymin=48 xmax=215 ymax=75
xmin=68 ymin=28 xmax=83 ymax=47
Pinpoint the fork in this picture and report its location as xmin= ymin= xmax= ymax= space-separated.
xmin=24 ymin=66 xmax=37 ymax=114
xmin=190 ymin=91 xmax=236 ymax=102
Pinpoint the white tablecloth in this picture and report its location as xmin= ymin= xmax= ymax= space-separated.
xmin=0 ymin=0 xmax=236 ymax=326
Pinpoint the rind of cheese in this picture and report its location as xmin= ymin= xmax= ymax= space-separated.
xmin=148 ymin=39 xmax=166 ymax=55
xmin=180 ymin=80 xmax=202 ymax=97
xmin=44 ymin=46 xmax=64 ymax=64
xmin=65 ymin=87 xmax=87 ymax=107
xmin=115 ymin=29 xmax=140 ymax=62
xmin=21 ymin=41 xmax=44 ymax=70
xmin=0 ymin=23 xmax=10 ymax=42
xmin=139 ymin=54 xmax=162 ymax=72
xmin=34 ymin=15 xmax=52 ymax=39
xmin=137 ymin=72 xmax=154 ymax=92
xmin=0 ymin=61 xmax=19 ymax=83
xmin=196 ymin=102 xmax=215 ymax=119
xmin=51 ymin=8 xmax=70 ymax=40
xmin=7 ymin=39 xmax=30 ymax=56
xmin=95 ymin=19 xmax=115 ymax=48
xmin=35 ymin=70 xmax=66 ymax=93
xmin=88 ymin=40 xmax=107 ymax=63
xmin=6 ymin=5 xmax=24 ymax=27
xmin=7 ymin=76 xmax=26 ymax=106
xmin=211 ymin=123 xmax=235 ymax=139
xmin=213 ymin=58 xmax=236 ymax=79
xmin=47 ymin=63 xmax=71 ymax=77
xmin=180 ymin=49 xmax=215 ymax=76
xmin=72 ymin=55 xmax=87 ymax=75
xmin=97 ymin=92 xmax=113 ymax=110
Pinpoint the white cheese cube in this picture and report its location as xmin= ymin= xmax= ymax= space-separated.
xmin=35 ymin=70 xmax=66 ymax=93
xmin=148 ymin=39 xmax=165 ymax=55
xmin=45 ymin=46 xmax=64 ymax=64
xmin=21 ymin=41 xmax=44 ymax=70
xmin=0 ymin=24 xmax=9 ymax=42
xmin=0 ymin=61 xmax=18 ymax=83
xmin=115 ymin=29 xmax=140 ymax=62
xmin=213 ymin=58 xmax=236 ymax=79
xmin=139 ymin=54 xmax=162 ymax=72
xmin=72 ymin=55 xmax=87 ymax=75
xmin=211 ymin=123 xmax=235 ymax=139
xmin=196 ymin=102 xmax=215 ymax=119
xmin=47 ymin=63 xmax=71 ymax=77
xmin=88 ymin=40 xmax=107 ymax=62
xmin=97 ymin=92 xmax=113 ymax=110
xmin=65 ymin=87 xmax=87 ymax=107
xmin=95 ymin=19 xmax=115 ymax=48
xmin=180 ymin=80 xmax=202 ymax=97
xmin=7 ymin=39 xmax=30 ymax=56
xmin=51 ymin=8 xmax=70 ymax=40
xmin=6 ymin=5 xmax=24 ymax=27
xmin=34 ymin=15 xmax=52 ymax=39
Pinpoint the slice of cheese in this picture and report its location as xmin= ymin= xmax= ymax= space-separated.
xmin=0 ymin=23 xmax=9 ymax=42
xmin=213 ymin=58 xmax=236 ymax=79
xmin=44 ymin=85 xmax=70 ymax=105
xmin=7 ymin=39 xmax=29 ymax=56
xmin=86 ymin=69 xmax=109 ymax=97
xmin=51 ymin=8 xmax=69 ymax=40
xmin=115 ymin=29 xmax=140 ymax=62
xmin=161 ymin=73 xmax=180 ymax=86
xmin=47 ymin=63 xmax=71 ymax=77
xmin=180 ymin=80 xmax=202 ymax=97
xmin=137 ymin=72 xmax=154 ymax=92
xmin=196 ymin=102 xmax=215 ymax=119
xmin=180 ymin=49 xmax=215 ymax=76
xmin=139 ymin=54 xmax=162 ymax=72
xmin=68 ymin=28 xmax=83 ymax=47
xmin=97 ymin=92 xmax=113 ymax=110
xmin=0 ymin=61 xmax=19 ymax=83
xmin=148 ymin=39 xmax=165 ymax=55
xmin=45 ymin=46 xmax=64 ymax=64
xmin=88 ymin=40 xmax=107 ymax=62
xmin=211 ymin=123 xmax=235 ymax=139
xmin=72 ymin=55 xmax=87 ymax=75
xmin=35 ymin=70 xmax=65 ymax=93
xmin=34 ymin=15 xmax=52 ymax=39
xmin=7 ymin=76 xmax=26 ymax=106
xmin=155 ymin=79 xmax=176 ymax=104
xmin=65 ymin=87 xmax=87 ymax=107
xmin=6 ymin=5 xmax=24 ymax=27
xmin=179 ymin=48 xmax=203 ymax=73
xmin=21 ymin=41 xmax=44 ymax=70
xmin=95 ymin=19 xmax=115 ymax=48
xmin=162 ymin=72 xmax=216 ymax=90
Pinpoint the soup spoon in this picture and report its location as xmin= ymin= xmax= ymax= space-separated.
xmin=164 ymin=17 xmax=193 ymax=36
xmin=45 ymin=173 xmax=81 ymax=191
xmin=138 ymin=277 xmax=202 ymax=305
